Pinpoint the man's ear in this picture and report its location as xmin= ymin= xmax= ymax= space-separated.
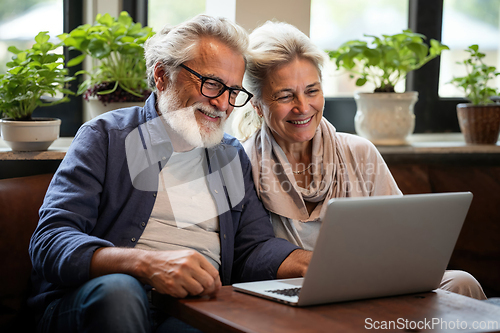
xmin=251 ymin=100 xmax=264 ymax=118
xmin=154 ymin=63 xmax=168 ymax=91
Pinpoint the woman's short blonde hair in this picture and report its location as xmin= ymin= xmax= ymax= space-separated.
xmin=233 ymin=21 xmax=327 ymax=141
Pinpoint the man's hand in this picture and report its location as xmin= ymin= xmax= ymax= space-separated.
xmin=276 ymin=249 xmax=312 ymax=279
xmin=142 ymin=249 xmax=221 ymax=298
xmin=90 ymin=247 xmax=221 ymax=298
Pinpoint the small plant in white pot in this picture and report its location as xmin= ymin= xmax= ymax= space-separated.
xmin=328 ymin=29 xmax=448 ymax=145
xmin=58 ymin=11 xmax=155 ymax=119
xmin=449 ymin=44 xmax=500 ymax=145
xmin=0 ymin=31 xmax=74 ymax=151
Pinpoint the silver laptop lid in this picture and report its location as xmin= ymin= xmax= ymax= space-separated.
xmin=298 ymin=192 xmax=472 ymax=306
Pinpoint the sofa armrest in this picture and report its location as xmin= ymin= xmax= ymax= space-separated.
xmin=0 ymin=173 xmax=53 ymax=330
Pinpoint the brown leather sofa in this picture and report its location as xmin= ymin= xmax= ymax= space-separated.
xmin=0 ymin=173 xmax=53 ymax=332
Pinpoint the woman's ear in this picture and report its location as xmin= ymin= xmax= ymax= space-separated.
xmin=154 ymin=63 xmax=168 ymax=91
xmin=251 ymin=100 xmax=264 ymax=118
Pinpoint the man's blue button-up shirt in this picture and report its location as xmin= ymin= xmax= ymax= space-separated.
xmin=28 ymin=93 xmax=298 ymax=313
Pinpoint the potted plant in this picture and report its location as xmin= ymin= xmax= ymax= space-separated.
xmin=58 ymin=11 xmax=155 ymax=118
xmin=449 ymin=44 xmax=500 ymax=145
xmin=0 ymin=31 xmax=74 ymax=151
xmin=328 ymin=29 xmax=449 ymax=145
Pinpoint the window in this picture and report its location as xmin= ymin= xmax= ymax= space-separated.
xmin=310 ymin=0 xmax=409 ymax=97
xmin=0 ymin=0 xmax=83 ymax=136
xmin=319 ymin=0 xmax=471 ymax=133
xmin=439 ymin=0 xmax=500 ymax=98
xmin=147 ymin=0 xmax=205 ymax=32
xmin=0 ymin=0 xmax=63 ymax=74
xmin=135 ymin=0 xmax=482 ymax=134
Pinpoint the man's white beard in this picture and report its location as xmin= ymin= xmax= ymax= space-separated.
xmin=157 ymin=88 xmax=227 ymax=148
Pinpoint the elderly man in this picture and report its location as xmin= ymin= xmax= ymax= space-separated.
xmin=29 ymin=15 xmax=310 ymax=333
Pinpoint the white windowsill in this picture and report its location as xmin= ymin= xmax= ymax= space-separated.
xmin=0 ymin=137 xmax=73 ymax=160
xmin=376 ymin=133 xmax=500 ymax=155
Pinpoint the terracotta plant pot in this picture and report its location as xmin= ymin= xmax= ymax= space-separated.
xmin=456 ymin=103 xmax=500 ymax=145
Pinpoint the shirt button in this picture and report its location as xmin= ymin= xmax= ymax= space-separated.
xmin=223 ymin=234 xmax=226 ymax=239
xmin=153 ymin=193 xmax=156 ymax=197
xmin=131 ymin=238 xmax=136 ymax=242
xmin=162 ymin=156 xmax=166 ymax=160
xmin=141 ymin=222 xmax=146 ymax=227
xmin=214 ymin=189 xmax=218 ymax=194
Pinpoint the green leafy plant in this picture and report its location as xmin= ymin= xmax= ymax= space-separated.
xmin=0 ymin=31 xmax=74 ymax=120
xmin=328 ymin=29 xmax=449 ymax=92
xmin=449 ymin=44 xmax=500 ymax=105
xmin=58 ymin=11 xmax=155 ymax=105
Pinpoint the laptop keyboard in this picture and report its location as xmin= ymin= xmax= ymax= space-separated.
xmin=266 ymin=287 xmax=301 ymax=297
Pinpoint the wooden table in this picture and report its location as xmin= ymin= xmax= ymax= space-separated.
xmin=152 ymin=286 xmax=500 ymax=332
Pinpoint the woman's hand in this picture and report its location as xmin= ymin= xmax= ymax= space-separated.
xmin=276 ymin=249 xmax=312 ymax=279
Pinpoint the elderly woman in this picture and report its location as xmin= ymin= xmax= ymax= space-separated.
xmin=235 ymin=21 xmax=486 ymax=300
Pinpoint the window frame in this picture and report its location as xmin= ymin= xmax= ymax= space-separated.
xmin=32 ymin=0 xmax=84 ymax=136
xmin=406 ymin=0 xmax=465 ymax=133
xmin=123 ymin=0 xmax=148 ymax=26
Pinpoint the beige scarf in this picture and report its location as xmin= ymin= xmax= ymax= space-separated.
xmin=246 ymin=118 xmax=349 ymax=222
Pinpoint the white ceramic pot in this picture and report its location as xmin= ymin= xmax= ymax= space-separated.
xmin=1 ymin=118 xmax=61 ymax=151
xmin=353 ymin=92 xmax=418 ymax=145
xmin=87 ymin=97 xmax=144 ymax=119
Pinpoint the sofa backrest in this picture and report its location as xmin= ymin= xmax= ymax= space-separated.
xmin=0 ymin=173 xmax=53 ymax=331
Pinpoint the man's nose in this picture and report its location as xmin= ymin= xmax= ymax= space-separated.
xmin=210 ymin=90 xmax=231 ymax=113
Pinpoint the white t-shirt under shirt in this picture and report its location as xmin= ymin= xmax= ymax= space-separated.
xmin=135 ymin=147 xmax=221 ymax=270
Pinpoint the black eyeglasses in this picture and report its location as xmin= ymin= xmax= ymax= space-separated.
xmin=179 ymin=64 xmax=253 ymax=107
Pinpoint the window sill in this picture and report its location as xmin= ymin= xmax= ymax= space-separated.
xmin=377 ymin=133 xmax=500 ymax=155
xmin=0 ymin=134 xmax=499 ymax=162
xmin=0 ymin=137 xmax=73 ymax=161
xmin=377 ymin=133 xmax=500 ymax=165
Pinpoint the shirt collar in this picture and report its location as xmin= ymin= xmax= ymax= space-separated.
xmin=144 ymin=93 xmax=172 ymax=146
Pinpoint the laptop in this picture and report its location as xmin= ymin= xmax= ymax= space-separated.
xmin=233 ymin=192 xmax=473 ymax=306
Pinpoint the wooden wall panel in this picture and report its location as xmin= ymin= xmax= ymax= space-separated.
xmin=388 ymin=164 xmax=500 ymax=297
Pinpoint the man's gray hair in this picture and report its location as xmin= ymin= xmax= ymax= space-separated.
xmin=233 ymin=21 xmax=327 ymax=141
xmin=145 ymin=14 xmax=249 ymax=90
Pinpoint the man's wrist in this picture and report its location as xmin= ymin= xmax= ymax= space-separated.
xmin=90 ymin=247 xmax=150 ymax=281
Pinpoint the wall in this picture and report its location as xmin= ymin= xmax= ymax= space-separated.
xmin=388 ymin=160 xmax=500 ymax=297
xmin=206 ymin=0 xmax=310 ymax=34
